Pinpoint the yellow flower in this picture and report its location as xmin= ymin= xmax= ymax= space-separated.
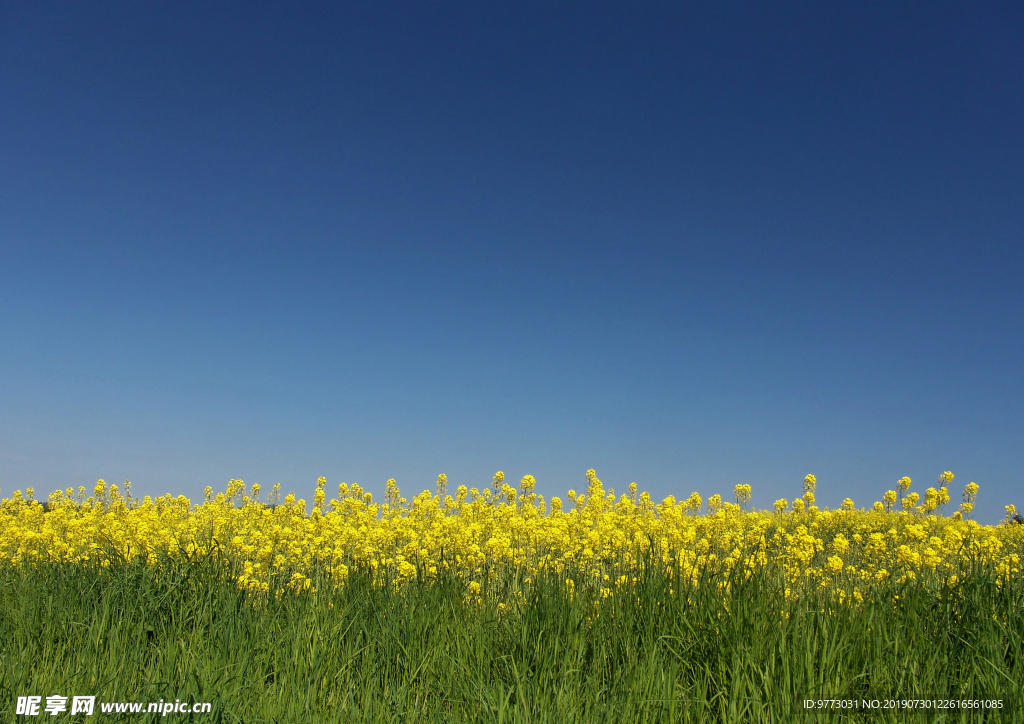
xmin=734 ymin=484 xmax=752 ymax=507
xmin=0 ymin=465 xmax=1015 ymax=616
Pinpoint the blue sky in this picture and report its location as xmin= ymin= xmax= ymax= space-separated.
xmin=1 ymin=2 xmax=1022 ymax=520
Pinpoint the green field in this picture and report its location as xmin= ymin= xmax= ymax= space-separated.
xmin=2 ymin=557 xmax=1020 ymax=723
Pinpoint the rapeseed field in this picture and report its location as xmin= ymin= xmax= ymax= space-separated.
xmin=1 ymin=471 xmax=1021 ymax=722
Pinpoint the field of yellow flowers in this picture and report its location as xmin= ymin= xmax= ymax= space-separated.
xmin=1 ymin=470 xmax=1022 ymax=722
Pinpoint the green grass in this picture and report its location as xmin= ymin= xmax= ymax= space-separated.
xmin=1 ymin=557 xmax=1021 ymax=723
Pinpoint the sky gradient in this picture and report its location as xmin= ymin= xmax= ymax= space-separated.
xmin=2 ymin=2 xmax=1022 ymax=520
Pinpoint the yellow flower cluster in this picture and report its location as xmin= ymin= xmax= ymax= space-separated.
xmin=1 ymin=471 xmax=1020 ymax=602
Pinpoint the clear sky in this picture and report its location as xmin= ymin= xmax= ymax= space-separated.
xmin=1 ymin=2 xmax=1021 ymax=521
